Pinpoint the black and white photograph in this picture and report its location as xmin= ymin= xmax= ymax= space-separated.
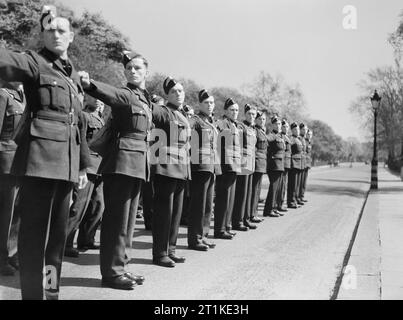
xmin=1 ymin=0 xmax=403 ymax=306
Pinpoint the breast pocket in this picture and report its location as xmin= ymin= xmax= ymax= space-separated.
xmin=38 ymin=74 xmax=70 ymax=108
xmin=130 ymin=105 xmax=148 ymax=132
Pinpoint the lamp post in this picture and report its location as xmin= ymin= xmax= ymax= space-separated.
xmin=370 ymin=90 xmax=381 ymax=190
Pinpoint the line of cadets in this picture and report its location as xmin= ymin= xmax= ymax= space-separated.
xmin=0 ymin=8 xmax=313 ymax=297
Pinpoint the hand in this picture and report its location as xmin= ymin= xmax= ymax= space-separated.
xmin=78 ymin=171 xmax=88 ymax=189
xmin=78 ymin=71 xmax=91 ymax=89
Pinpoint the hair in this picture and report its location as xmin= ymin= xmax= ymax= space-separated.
xmin=125 ymin=53 xmax=149 ymax=69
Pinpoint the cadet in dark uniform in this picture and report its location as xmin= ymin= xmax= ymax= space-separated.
xmin=214 ymin=98 xmax=242 ymax=239
xmin=64 ymin=99 xmax=105 ymax=258
xmin=288 ymin=122 xmax=303 ymax=208
xmin=80 ymin=51 xmax=152 ymax=289
xmin=232 ymin=104 xmax=257 ymax=231
xmin=0 ymin=82 xmax=25 ymax=276
xmin=151 ymin=77 xmax=191 ymax=267
xmin=263 ymin=116 xmax=285 ymax=218
xmin=301 ymin=129 xmax=313 ymax=203
xmin=277 ymin=119 xmax=290 ymax=213
xmin=76 ymin=100 xmax=105 ymax=250
xmin=0 ymin=10 xmax=91 ymax=299
xmin=187 ymin=90 xmax=220 ymax=251
xmin=298 ymin=123 xmax=307 ymax=205
xmin=250 ymin=110 xmax=267 ymax=223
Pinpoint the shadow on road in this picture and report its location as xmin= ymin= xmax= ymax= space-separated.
xmin=0 ymin=275 xmax=19 ymax=289
xmin=308 ymin=184 xmax=367 ymax=197
xmin=314 ymin=178 xmax=370 ymax=184
xmin=375 ymin=187 xmax=403 ymax=194
xmin=64 ymin=253 xmax=99 ymax=266
xmin=61 ymin=277 xmax=101 ymax=288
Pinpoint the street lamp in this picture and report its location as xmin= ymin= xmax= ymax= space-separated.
xmin=370 ymin=90 xmax=381 ymax=190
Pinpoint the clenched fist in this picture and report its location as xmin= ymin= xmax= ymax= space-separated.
xmin=78 ymin=71 xmax=91 ymax=90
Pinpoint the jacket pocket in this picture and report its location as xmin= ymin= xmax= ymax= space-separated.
xmin=131 ymin=105 xmax=148 ymax=132
xmin=38 ymin=74 xmax=70 ymax=108
xmin=30 ymin=118 xmax=68 ymax=142
xmin=118 ymin=137 xmax=146 ymax=152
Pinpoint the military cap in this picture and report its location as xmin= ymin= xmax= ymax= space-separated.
xmin=299 ymin=123 xmax=306 ymax=129
xmin=244 ymin=104 xmax=257 ymax=113
xmin=163 ymin=76 xmax=178 ymax=95
xmin=281 ymin=119 xmax=289 ymax=126
xmin=271 ymin=115 xmax=280 ymax=124
xmin=122 ymin=50 xmax=137 ymax=68
xmin=290 ymin=122 xmax=298 ymax=129
xmin=198 ymin=89 xmax=211 ymax=103
xmin=150 ymin=94 xmax=163 ymax=104
xmin=40 ymin=5 xmax=57 ymax=32
xmin=224 ymin=98 xmax=236 ymax=110
xmin=256 ymin=110 xmax=263 ymax=118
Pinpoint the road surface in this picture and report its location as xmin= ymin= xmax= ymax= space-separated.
xmin=0 ymin=163 xmax=370 ymax=300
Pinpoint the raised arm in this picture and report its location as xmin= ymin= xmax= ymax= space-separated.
xmin=0 ymin=49 xmax=39 ymax=84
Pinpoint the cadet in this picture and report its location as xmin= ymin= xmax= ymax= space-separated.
xmin=301 ymin=129 xmax=313 ymax=203
xmin=263 ymin=116 xmax=285 ymax=218
xmin=232 ymin=104 xmax=257 ymax=231
xmin=187 ymin=89 xmax=220 ymax=251
xmin=151 ymin=77 xmax=191 ymax=267
xmin=288 ymin=122 xmax=303 ymax=208
xmin=214 ymin=98 xmax=242 ymax=239
xmin=277 ymin=119 xmax=290 ymax=213
xmin=298 ymin=123 xmax=307 ymax=205
xmin=64 ymin=99 xmax=105 ymax=258
xmin=80 ymin=51 xmax=152 ymax=289
xmin=0 ymin=82 xmax=25 ymax=276
xmin=0 ymin=8 xmax=90 ymax=299
xmin=250 ymin=110 xmax=267 ymax=223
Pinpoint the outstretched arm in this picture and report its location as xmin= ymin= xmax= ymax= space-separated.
xmin=0 ymin=49 xmax=38 ymax=84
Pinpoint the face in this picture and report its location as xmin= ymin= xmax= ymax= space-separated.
xmin=124 ymin=58 xmax=148 ymax=87
xmin=245 ymin=109 xmax=257 ymax=125
xmin=225 ymin=104 xmax=239 ymax=121
xmin=255 ymin=114 xmax=266 ymax=127
xmin=199 ymin=96 xmax=215 ymax=116
xmin=300 ymin=127 xmax=306 ymax=136
xmin=292 ymin=127 xmax=300 ymax=136
xmin=167 ymin=83 xmax=185 ymax=107
xmin=42 ymin=18 xmax=74 ymax=57
xmin=281 ymin=123 xmax=289 ymax=134
xmin=273 ymin=120 xmax=281 ymax=132
xmin=308 ymin=131 xmax=313 ymax=140
xmin=95 ymin=100 xmax=105 ymax=114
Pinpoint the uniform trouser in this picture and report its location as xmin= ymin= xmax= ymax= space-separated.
xmin=250 ymin=172 xmax=264 ymax=218
xmin=18 ymin=177 xmax=73 ymax=300
xmin=300 ymin=168 xmax=309 ymax=200
xmin=214 ymin=172 xmax=237 ymax=234
xmin=77 ymin=178 xmax=104 ymax=247
xmin=287 ymin=168 xmax=301 ymax=205
xmin=0 ymin=174 xmax=19 ymax=265
xmin=298 ymin=169 xmax=305 ymax=201
xmin=187 ymin=172 xmax=215 ymax=246
xmin=142 ymin=180 xmax=154 ymax=229
xmin=232 ymin=174 xmax=253 ymax=227
xmin=100 ymin=174 xmax=142 ymax=278
xmin=263 ymin=171 xmax=283 ymax=214
xmin=152 ymin=174 xmax=185 ymax=258
xmin=277 ymin=169 xmax=289 ymax=209
xmin=65 ymin=175 xmax=96 ymax=248
xmin=181 ymin=181 xmax=191 ymax=224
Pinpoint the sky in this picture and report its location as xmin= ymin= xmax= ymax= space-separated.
xmin=61 ymin=0 xmax=403 ymax=140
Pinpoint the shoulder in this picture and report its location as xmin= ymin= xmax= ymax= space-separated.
xmin=267 ymin=133 xmax=276 ymax=142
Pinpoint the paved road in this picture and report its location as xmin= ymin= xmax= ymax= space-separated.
xmin=0 ymin=163 xmax=370 ymax=300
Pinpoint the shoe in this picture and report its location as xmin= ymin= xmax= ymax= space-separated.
xmin=153 ymin=256 xmax=176 ymax=268
xmin=297 ymin=200 xmax=304 ymax=205
xmin=8 ymin=255 xmax=19 ymax=270
xmin=78 ymin=243 xmax=100 ymax=251
xmin=274 ymin=210 xmax=284 ymax=217
xmin=226 ymin=230 xmax=237 ymax=236
xmin=278 ymin=208 xmax=288 ymax=212
xmin=168 ymin=254 xmax=186 ymax=263
xmin=244 ymin=221 xmax=257 ymax=230
xmin=264 ymin=211 xmax=280 ymax=217
xmin=202 ymin=240 xmax=216 ymax=248
xmin=188 ymin=243 xmax=209 ymax=251
xmin=124 ymin=272 xmax=145 ymax=285
xmin=0 ymin=263 xmax=17 ymax=276
xmin=64 ymin=247 xmax=79 ymax=258
xmin=102 ymin=275 xmax=136 ymax=290
xmin=232 ymin=225 xmax=249 ymax=231
xmin=214 ymin=232 xmax=233 ymax=240
xmin=250 ymin=216 xmax=263 ymax=223
xmin=288 ymin=204 xmax=298 ymax=209
xmin=302 ymin=199 xmax=308 ymax=203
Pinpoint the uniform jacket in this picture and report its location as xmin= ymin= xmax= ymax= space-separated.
xmin=267 ymin=130 xmax=285 ymax=172
xmin=86 ymin=81 xmax=152 ymax=182
xmin=151 ymin=102 xmax=191 ymax=180
xmin=254 ymin=125 xmax=268 ymax=173
xmin=0 ymin=88 xmax=25 ymax=175
xmin=189 ymin=112 xmax=221 ymax=175
xmin=290 ymin=134 xmax=303 ymax=170
xmin=83 ymin=110 xmax=105 ymax=176
xmin=299 ymin=135 xmax=307 ymax=170
xmin=0 ymin=48 xmax=91 ymax=183
xmin=281 ymin=132 xmax=291 ymax=170
xmin=305 ymin=138 xmax=312 ymax=169
xmin=239 ymin=120 xmax=256 ymax=175
xmin=216 ymin=116 xmax=242 ymax=174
